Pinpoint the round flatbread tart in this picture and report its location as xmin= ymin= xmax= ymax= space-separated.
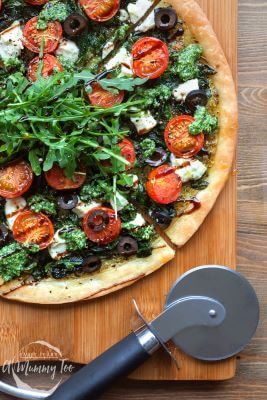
xmin=0 ymin=0 xmax=237 ymax=304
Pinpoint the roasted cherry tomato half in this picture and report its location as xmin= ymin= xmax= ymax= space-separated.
xmin=164 ymin=115 xmax=204 ymax=158
xmin=25 ymin=0 xmax=49 ymax=5
xmin=88 ymin=82 xmax=124 ymax=108
xmin=0 ymin=160 xmax=33 ymax=199
xmin=45 ymin=164 xmax=86 ymax=191
xmin=13 ymin=210 xmax=54 ymax=249
xmin=118 ymin=138 xmax=136 ymax=170
xmin=132 ymin=37 xmax=169 ymax=79
xmin=146 ymin=164 xmax=182 ymax=204
xmin=23 ymin=17 xmax=62 ymax=54
xmin=79 ymin=0 xmax=120 ymax=22
xmin=83 ymin=207 xmax=121 ymax=245
xmin=27 ymin=54 xmax=64 ymax=82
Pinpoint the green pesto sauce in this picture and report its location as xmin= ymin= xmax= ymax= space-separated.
xmin=0 ymin=242 xmax=34 ymax=282
xmin=189 ymin=107 xmax=218 ymax=135
xmin=62 ymin=228 xmax=88 ymax=252
xmin=37 ymin=0 xmax=69 ymax=30
xmin=28 ymin=195 xmax=57 ymax=215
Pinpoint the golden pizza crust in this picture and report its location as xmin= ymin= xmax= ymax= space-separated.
xmin=0 ymin=237 xmax=175 ymax=304
xmin=165 ymin=0 xmax=238 ymax=246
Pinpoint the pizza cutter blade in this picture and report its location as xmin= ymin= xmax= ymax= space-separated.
xmin=47 ymin=265 xmax=259 ymax=400
xmin=162 ymin=265 xmax=260 ymax=360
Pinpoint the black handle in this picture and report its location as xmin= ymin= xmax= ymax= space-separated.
xmin=47 ymin=332 xmax=150 ymax=400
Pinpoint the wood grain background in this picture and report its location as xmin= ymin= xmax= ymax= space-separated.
xmin=0 ymin=0 xmax=266 ymax=398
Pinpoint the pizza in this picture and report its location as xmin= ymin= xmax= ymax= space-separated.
xmin=0 ymin=0 xmax=237 ymax=304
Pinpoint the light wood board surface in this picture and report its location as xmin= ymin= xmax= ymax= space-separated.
xmin=0 ymin=0 xmax=237 ymax=385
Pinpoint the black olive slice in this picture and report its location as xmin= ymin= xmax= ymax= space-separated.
xmin=117 ymin=236 xmax=138 ymax=256
xmin=88 ymin=210 xmax=109 ymax=232
xmin=57 ymin=193 xmax=79 ymax=210
xmin=151 ymin=207 xmax=176 ymax=229
xmin=145 ymin=148 xmax=167 ymax=167
xmin=155 ymin=8 xmax=177 ymax=31
xmin=82 ymin=256 xmax=102 ymax=273
xmin=184 ymin=89 xmax=208 ymax=112
xmin=0 ymin=224 xmax=9 ymax=247
xmin=63 ymin=14 xmax=87 ymax=37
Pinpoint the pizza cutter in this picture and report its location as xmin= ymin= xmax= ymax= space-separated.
xmin=0 ymin=265 xmax=259 ymax=399
xmin=44 ymin=265 xmax=259 ymax=400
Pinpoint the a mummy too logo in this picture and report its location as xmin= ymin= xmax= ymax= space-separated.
xmin=2 ymin=340 xmax=75 ymax=395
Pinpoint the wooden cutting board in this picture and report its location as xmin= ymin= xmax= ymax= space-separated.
xmin=0 ymin=0 xmax=237 ymax=381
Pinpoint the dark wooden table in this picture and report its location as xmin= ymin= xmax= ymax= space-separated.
xmin=1 ymin=0 xmax=266 ymax=399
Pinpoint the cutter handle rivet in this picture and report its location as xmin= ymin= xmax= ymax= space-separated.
xmin=209 ymin=309 xmax=217 ymax=317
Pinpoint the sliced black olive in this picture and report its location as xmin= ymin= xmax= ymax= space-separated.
xmin=82 ymin=256 xmax=102 ymax=273
xmin=155 ymin=8 xmax=177 ymax=31
xmin=184 ymin=89 xmax=208 ymax=112
xmin=151 ymin=206 xmax=176 ymax=229
xmin=57 ymin=193 xmax=79 ymax=210
xmin=88 ymin=210 xmax=109 ymax=232
xmin=145 ymin=148 xmax=167 ymax=167
xmin=117 ymin=236 xmax=138 ymax=256
xmin=63 ymin=14 xmax=87 ymax=37
xmin=0 ymin=224 xmax=9 ymax=247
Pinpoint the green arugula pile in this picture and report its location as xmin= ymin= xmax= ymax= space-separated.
xmin=0 ymin=69 xmax=146 ymax=178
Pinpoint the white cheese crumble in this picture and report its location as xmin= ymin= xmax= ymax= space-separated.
xmin=55 ymin=39 xmax=79 ymax=63
xmin=48 ymin=229 xmax=68 ymax=260
xmin=5 ymin=197 xmax=26 ymax=229
xmin=0 ymin=21 xmax=24 ymax=62
xmin=172 ymin=79 xmax=199 ymax=101
xmin=128 ymin=0 xmax=170 ymax=32
xmin=105 ymin=47 xmax=133 ymax=77
xmin=128 ymin=0 xmax=154 ymax=32
xmin=175 ymin=159 xmax=207 ymax=183
xmin=130 ymin=111 xmax=157 ymax=134
xmin=170 ymin=154 xmax=192 ymax=168
xmin=128 ymin=213 xmax=146 ymax=227
xmin=102 ymin=41 xmax=115 ymax=59
xmin=72 ymin=199 xmax=101 ymax=218
xmin=119 ymin=9 xmax=129 ymax=22
xmin=110 ymin=192 xmax=129 ymax=212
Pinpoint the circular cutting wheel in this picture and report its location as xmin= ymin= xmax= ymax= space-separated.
xmin=164 ymin=265 xmax=259 ymax=361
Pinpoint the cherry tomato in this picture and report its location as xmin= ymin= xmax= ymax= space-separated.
xmin=27 ymin=54 xmax=64 ymax=82
xmin=146 ymin=164 xmax=182 ymax=204
xmin=25 ymin=0 xmax=49 ymax=5
xmin=132 ymin=37 xmax=169 ymax=79
xmin=164 ymin=115 xmax=204 ymax=158
xmin=45 ymin=164 xmax=86 ymax=190
xmin=13 ymin=210 xmax=54 ymax=249
xmin=80 ymin=0 xmax=120 ymax=22
xmin=83 ymin=207 xmax=121 ymax=245
xmin=118 ymin=138 xmax=136 ymax=170
xmin=0 ymin=160 xmax=33 ymax=199
xmin=88 ymin=82 xmax=124 ymax=108
xmin=23 ymin=17 xmax=62 ymax=54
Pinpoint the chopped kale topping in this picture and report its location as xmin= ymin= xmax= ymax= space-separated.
xmin=191 ymin=179 xmax=209 ymax=190
xmin=37 ymin=0 xmax=69 ymax=30
xmin=28 ymin=195 xmax=57 ymax=215
xmin=136 ymin=241 xmax=152 ymax=258
xmin=189 ymin=107 xmax=218 ymax=135
xmin=120 ymin=204 xmax=137 ymax=223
